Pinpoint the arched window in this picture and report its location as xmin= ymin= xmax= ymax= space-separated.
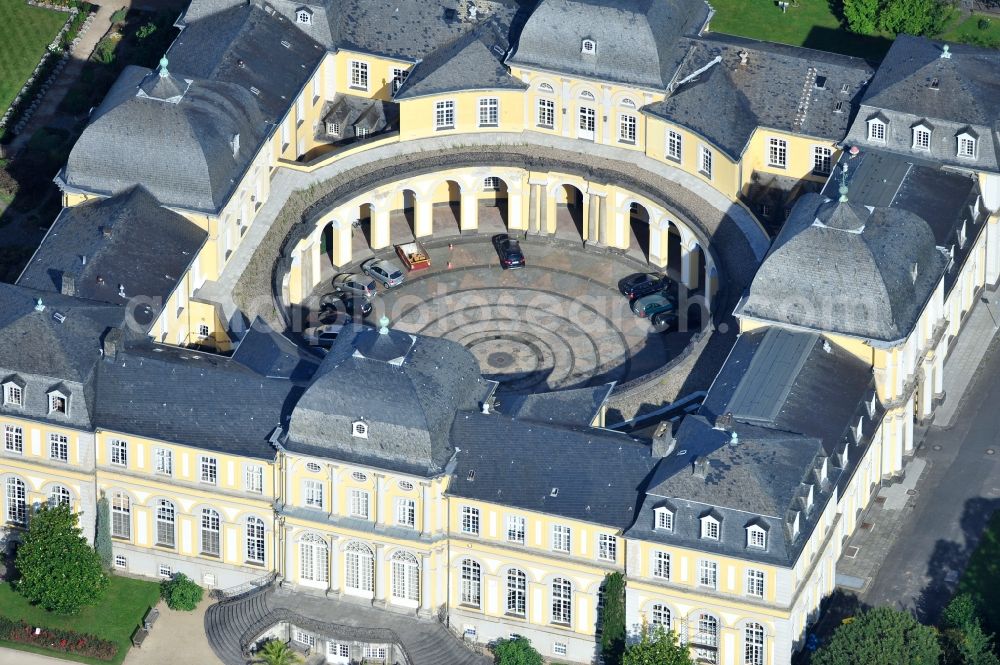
xmin=345 ymin=542 xmax=374 ymax=594
xmin=296 ymin=9 xmax=312 ymax=24
xmin=506 ymin=568 xmax=527 ymax=616
xmin=155 ymin=499 xmax=175 ymax=547
xmin=245 ymin=517 xmax=265 ymax=564
xmin=300 ymin=533 xmax=328 ymax=583
xmin=201 ymin=509 xmax=221 ymax=556
xmin=48 ymin=485 xmax=70 ymax=507
xmin=111 ymin=492 xmax=130 ymax=539
xmin=651 ymin=603 xmax=671 ymax=630
xmin=551 ymin=578 xmax=572 ymax=624
xmin=744 ymin=622 xmax=765 ymax=665
xmin=390 ymin=551 xmax=420 ymax=602
xmin=622 ymin=98 xmax=636 ymax=109
xmin=692 ymin=612 xmax=719 ymax=662
xmin=5 ymin=477 xmax=26 ymax=524
xmin=460 ymin=559 xmax=481 ymax=607
xmin=580 ymin=90 xmax=596 ymax=101
xmin=538 ymin=82 xmax=554 ymax=94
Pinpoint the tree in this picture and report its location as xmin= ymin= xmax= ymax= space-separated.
xmin=15 ymin=504 xmax=107 ymax=614
xmin=160 ymin=573 xmax=204 ymax=611
xmin=601 ymin=572 xmax=627 ymax=665
xmin=941 ymin=594 xmax=1000 ymax=665
xmin=94 ymin=495 xmax=113 ymax=570
xmin=879 ymin=0 xmax=951 ymax=36
xmin=254 ymin=640 xmax=301 ymax=665
xmin=623 ymin=624 xmax=693 ymax=665
xmin=842 ymin=0 xmax=881 ymax=34
xmin=811 ymin=607 xmax=941 ymax=665
xmin=492 ymin=636 xmax=543 ymax=665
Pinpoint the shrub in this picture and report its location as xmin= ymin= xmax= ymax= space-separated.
xmin=160 ymin=573 xmax=203 ymax=611
xmin=6 ymin=619 xmax=118 ymax=660
xmin=110 ymin=7 xmax=127 ymax=23
xmin=979 ymin=17 xmax=991 ymax=30
xmin=493 ymin=636 xmax=543 ymax=665
xmin=136 ymin=21 xmax=157 ymax=39
xmin=0 ymin=615 xmax=15 ymax=640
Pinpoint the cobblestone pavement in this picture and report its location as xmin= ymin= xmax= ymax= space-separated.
xmin=303 ymin=230 xmax=705 ymax=397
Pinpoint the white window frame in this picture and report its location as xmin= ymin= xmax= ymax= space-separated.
xmin=349 ymin=489 xmax=370 ymax=519
xmin=246 ymin=516 xmax=266 ymax=564
xmin=155 ymin=499 xmax=176 ymax=547
xmin=244 ymin=464 xmax=263 ymax=493
xmin=598 ymin=534 xmax=617 ymax=561
xmin=390 ymin=550 xmax=420 ymax=603
xmin=746 ymin=569 xmax=766 ymax=598
xmin=460 ymin=558 xmax=481 ymax=607
xmin=351 ymin=420 xmax=368 ymax=439
xmin=747 ymin=525 xmax=767 ymax=549
xmin=435 ymin=100 xmax=455 ymax=130
xmin=3 ymin=383 xmax=23 ymax=407
xmin=395 ymin=497 xmax=416 ymax=528
xmin=506 ymin=568 xmax=527 ymax=616
xmin=697 ymin=559 xmax=718 ymax=589
xmin=48 ymin=391 xmax=68 ymax=416
xmin=48 ymin=484 xmax=70 ymax=507
xmin=391 ymin=67 xmax=408 ymax=94
xmin=912 ymin=125 xmax=931 ymax=151
xmin=201 ymin=508 xmax=221 ymax=557
xmin=506 ymin=514 xmax=525 ymax=544
xmin=537 ymin=98 xmax=555 ymax=129
xmin=48 ymin=433 xmax=68 ymax=462
xmin=478 ymin=97 xmax=499 ymax=127
xmin=461 ymin=505 xmax=480 ymax=535
xmin=618 ymin=113 xmax=637 ymax=144
xmin=666 ymin=130 xmax=682 ymax=161
xmin=655 ymin=507 xmax=674 ymax=531
xmin=813 ymin=145 xmax=832 ymax=176
xmin=304 ymin=479 xmax=325 ymax=509
xmin=553 ymin=642 xmax=568 ymax=657
xmin=767 ymin=137 xmax=788 ymax=168
xmin=153 ymin=447 xmax=172 ymax=475
xmin=701 ymin=515 xmax=720 ymax=540
xmin=110 ymin=439 xmax=127 ymax=467
xmin=114 ymin=554 xmax=127 ymax=569
xmin=699 ymin=145 xmax=713 ymax=179
xmin=295 ymin=9 xmax=312 ymax=24
xmin=744 ymin=622 xmax=766 ymax=665
xmin=551 ymin=524 xmax=571 ymax=553
xmin=651 ymin=603 xmax=671 ymax=629
xmin=5 ymin=477 xmax=26 ymax=524
xmin=581 ymin=38 xmax=596 ymax=54
xmin=293 ymin=629 xmax=315 ymax=647
xmin=958 ymin=134 xmax=977 ymax=159
xmin=345 ymin=542 xmax=374 ymax=594
xmin=349 ymin=60 xmax=368 ymax=90
xmin=652 ymin=550 xmax=671 ymax=580
xmin=200 ymin=456 xmax=218 ymax=485
xmin=299 ymin=533 xmax=328 ymax=583
xmin=111 ymin=491 xmax=130 ymax=539
xmin=551 ymin=578 xmax=572 ymax=625
xmin=4 ymin=424 xmax=23 ymax=454
xmin=868 ymin=118 xmax=886 ymax=143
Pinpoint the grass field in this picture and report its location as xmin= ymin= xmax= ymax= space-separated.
xmin=0 ymin=575 xmax=160 ymax=665
xmin=708 ymin=0 xmax=893 ymax=60
xmin=941 ymin=12 xmax=1000 ymax=48
xmin=0 ymin=0 xmax=68 ymax=116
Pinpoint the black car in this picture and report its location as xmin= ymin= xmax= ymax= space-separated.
xmin=620 ymin=272 xmax=670 ymax=300
xmin=319 ymin=292 xmax=372 ymax=320
xmin=493 ymin=234 xmax=525 ymax=269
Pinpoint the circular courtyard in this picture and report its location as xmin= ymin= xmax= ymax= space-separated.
xmin=302 ymin=236 xmax=706 ymax=396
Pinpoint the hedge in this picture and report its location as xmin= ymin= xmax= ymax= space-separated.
xmin=0 ymin=616 xmax=118 ymax=661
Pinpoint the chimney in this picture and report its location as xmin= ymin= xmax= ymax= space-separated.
xmin=651 ymin=421 xmax=676 ymax=457
xmin=60 ymin=271 xmax=76 ymax=296
xmin=102 ymin=327 xmax=122 ymax=360
xmin=692 ymin=456 xmax=709 ymax=479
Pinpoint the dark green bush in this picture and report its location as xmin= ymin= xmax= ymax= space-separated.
xmin=160 ymin=573 xmax=203 ymax=611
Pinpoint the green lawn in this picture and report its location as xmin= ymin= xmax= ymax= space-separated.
xmin=708 ymin=0 xmax=893 ymax=60
xmin=0 ymin=575 xmax=160 ymax=665
xmin=957 ymin=511 xmax=1000 ymax=637
xmin=941 ymin=12 xmax=1000 ymax=49
xmin=0 ymin=0 xmax=69 ymax=116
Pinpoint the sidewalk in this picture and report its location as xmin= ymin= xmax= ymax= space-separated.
xmin=0 ymin=648 xmax=71 ymax=665
xmin=935 ymin=288 xmax=1000 ymax=427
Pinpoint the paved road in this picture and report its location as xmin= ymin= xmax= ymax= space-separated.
xmin=862 ymin=331 xmax=1000 ymax=621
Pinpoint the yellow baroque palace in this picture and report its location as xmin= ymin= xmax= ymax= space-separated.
xmin=3 ymin=0 xmax=1000 ymax=662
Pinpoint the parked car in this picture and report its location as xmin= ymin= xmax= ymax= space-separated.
xmin=332 ymin=273 xmax=377 ymax=298
xmin=303 ymin=323 xmax=347 ymax=349
xmin=493 ymin=234 xmax=525 ymax=269
xmin=619 ymin=272 xmax=670 ymax=300
xmin=361 ymin=258 xmax=405 ymax=288
xmin=319 ymin=292 xmax=372 ymax=319
xmin=631 ymin=292 xmax=677 ymax=320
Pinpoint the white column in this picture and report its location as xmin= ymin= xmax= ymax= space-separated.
xmin=283 ymin=525 xmax=294 ymax=583
xmin=421 ymin=483 xmax=432 ymax=538
xmin=374 ymin=544 xmax=386 ymax=602
xmin=681 ymin=245 xmax=695 ymax=288
xmin=460 ymin=188 xmax=478 ymax=232
xmin=987 ymin=216 xmax=1000 ymax=285
xmin=372 ymin=195 xmax=391 ymax=249
xmin=327 ymin=534 xmax=340 ymax=595
xmin=904 ymin=397 xmax=915 ymax=453
xmin=328 ymin=464 xmax=339 ymax=518
xmin=420 ymin=554 xmax=432 ymax=613
xmin=331 ymin=219 xmax=352 ymax=267
xmin=934 ymin=349 xmax=945 ymax=395
xmin=415 ymin=196 xmax=434 ymax=237
xmin=375 ymin=474 xmax=387 ymax=527
xmin=921 ymin=364 xmax=934 ymax=418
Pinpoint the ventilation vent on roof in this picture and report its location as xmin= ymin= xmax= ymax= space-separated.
xmin=264 ymin=4 xmax=274 ymax=13
xmin=840 ymin=83 xmax=850 ymax=93
xmin=492 ymin=44 xmax=504 ymax=57
xmin=550 ymin=487 xmax=559 ymax=497
xmin=52 ymin=312 xmax=66 ymax=324
xmin=814 ymin=75 xmax=827 ymax=89
xmin=834 ymin=101 xmax=844 ymax=114
xmin=911 ymin=262 xmax=919 ymax=284
xmin=281 ymin=40 xmax=291 ymax=49
xmin=250 ymin=86 xmax=261 ymax=96
xmin=467 ymin=470 xmax=475 ymax=481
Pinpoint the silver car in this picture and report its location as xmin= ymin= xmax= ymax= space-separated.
xmin=361 ymin=258 xmax=405 ymax=288
xmin=303 ymin=323 xmax=347 ymax=349
xmin=332 ymin=273 xmax=377 ymax=298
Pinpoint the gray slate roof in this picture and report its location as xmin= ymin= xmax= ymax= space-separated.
xmin=507 ymin=0 xmax=710 ymax=89
xmin=286 ymin=325 xmax=493 ymax=476
xmin=449 ymin=412 xmax=656 ymax=528
xmin=231 ymin=317 xmax=320 ymax=381
xmin=0 ymin=284 xmax=126 ymax=430
xmin=18 ymin=186 xmax=206 ymax=329
xmin=845 ymin=35 xmax=1000 ymax=172
xmin=498 ymin=383 xmax=613 ymax=427
xmin=395 ymin=19 xmax=525 ymax=100
xmin=62 ymin=66 xmax=267 ymax=213
xmin=737 ymin=192 xmax=948 ymax=342
xmin=645 ymin=35 xmax=872 ymax=160
xmin=95 ymin=343 xmax=298 ymax=459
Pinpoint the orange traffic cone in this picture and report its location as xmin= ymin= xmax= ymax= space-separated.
xmin=447 ymin=261 xmax=453 ymax=269
xmin=448 ymin=243 xmax=454 ymax=251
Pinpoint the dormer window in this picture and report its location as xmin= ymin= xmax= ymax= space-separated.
xmin=958 ymin=133 xmax=978 ymax=159
xmin=48 ymin=390 xmax=68 ymax=416
xmin=700 ymin=514 xmax=720 ymax=540
xmin=819 ymin=457 xmax=829 ymax=483
xmin=867 ymin=392 xmax=877 ymax=418
xmin=654 ymin=507 xmax=674 ymax=531
xmin=581 ymin=39 xmax=597 ymax=55
xmin=2 ymin=381 xmax=23 ymax=408
xmin=867 ymin=117 xmax=886 ymax=143
xmin=231 ymin=133 xmax=240 ymax=157
xmin=790 ymin=512 xmax=801 ymax=539
xmin=852 ymin=416 xmax=864 ymax=443
xmin=295 ymin=7 xmax=312 ymax=24
xmin=805 ymin=484 xmax=815 ymax=511
xmin=912 ymin=124 xmax=931 ymax=151
xmin=352 ymin=420 xmax=369 ymax=439
xmin=746 ymin=524 xmax=767 ymax=549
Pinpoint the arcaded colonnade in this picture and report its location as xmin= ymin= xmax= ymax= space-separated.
xmin=286 ymin=166 xmax=718 ymax=309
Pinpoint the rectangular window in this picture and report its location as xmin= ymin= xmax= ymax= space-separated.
xmin=114 ymin=554 xmax=127 ymax=569
xmin=619 ymin=113 xmax=637 ymax=144
xmin=328 ymin=643 xmax=350 ymax=658
xmin=312 ymin=74 xmax=320 ymax=99
xmin=293 ymin=629 xmax=315 ymax=648
xmin=552 ymin=524 xmax=571 ymax=553
xmin=461 ymin=506 xmax=480 ymax=535
xmin=158 ymin=564 xmax=172 ymax=578
xmin=666 ymin=130 xmax=682 ymax=161
xmin=244 ymin=465 xmax=264 ymax=493
xmin=350 ymin=60 xmax=368 ymax=90
xmin=598 ymin=534 xmax=617 ymax=561
xmin=746 ymin=569 xmax=766 ymax=598
xmin=869 ymin=121 xmax=885 ymax=142
xmin=200 ymin=456 xmax=218 ymax=484
xmin=653 ymin=551 xmax=671 ymax=579
xmin=483 ymin=176 xmax=500 ymax=191
xmin=767 ymin=137 xmax=788 ymax=168
xmin=959 ymin=137 xmax=977 ymax=158
xmin=699 ymin=145 xmax=713 ymax=179
xmin=349 ymin=489 xmax=370 ymax=519
xmin=49 ymin=434 xmax=68 ymax=462
xmin=110 ymin=439 xmax=127 ymax=466
xmin=702 ymin=519 xmax=720 ymax=540
xmin=506 ymin=514 xmax=526 ymax=544
xmin=391 ymin=67 xmax=408 ymax=94
xmin=364 ymin=645 xmax=387 ymax=659
xmin=913 ymin=128 xmax=931 ymax=150
xmin=296 ymin=95 xmax=304 ymax=124
xmin=355 ymin=126 xmax=369 ymax=139
xmin=553 ymin=643 xmax=568 ymax=657
xmin=813 ymin=146 xmax=832 ymax=176
xmin=395 ymin=497 xmax=416 ymax=528
xmin=304 ymin=480 xmax=324 ymax=509
xmin=4 ymin=425 xmax=23 ymax=454
xmin=748 ymin=528 xmax=767 ymax=549
xmin=3 ymin=385 xmax=22 ymax=407
xmin=656 ymin=510 xmax=673 ymax=531
xmin=435 ymin=100 xmax=455 ymax=130
xmin=153 ymin=448 xmax=172 ymax=475
xmin=537 ymin=99 xmax=555 ymax=129
xmin=478 ymin=97 xmax=499 ymax=127
xmin=698 ymin=559 xmax=718 ymax=589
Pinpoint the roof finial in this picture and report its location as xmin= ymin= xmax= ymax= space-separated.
xmin=941 ymin=43 xmax=951 ymax=59
xmin=838 ymin=162 xmax=849 ymax=203
xmin=34 ymin=298 xmax=45 ymax=312
xmin=158 ymin=55 xmax=169 ymax=78
xmin=378 ymin=315 xmax=390 ymax=335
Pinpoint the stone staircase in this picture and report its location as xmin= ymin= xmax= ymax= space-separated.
xmin=204 ymin=584 xmax=272 ymax=665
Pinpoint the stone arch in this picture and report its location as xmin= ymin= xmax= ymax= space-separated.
xmin=549 ymin=181 xmax=586 ymax=239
